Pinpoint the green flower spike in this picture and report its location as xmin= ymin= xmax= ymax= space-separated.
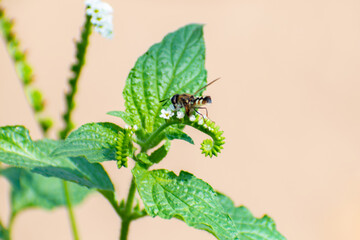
xmin=189 ymin=115 xmax=225 ymax=157
xmin=115 ymin=125 xmax=136 ymax=168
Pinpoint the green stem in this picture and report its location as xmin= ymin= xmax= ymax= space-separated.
xmin=99 ymin=190 xmax=122 ymax=216
xmin=63 ymin=181 xmax=80 ymax=240
xmin=59 ymin=15 xmax=92 ymax=139
xmin=5 ymin=212 xmax=17 ymax=240
xmin=120 ymin=178 xmax=136 ymax=240
xmin=141 ymin=120 xmax=178 ymax=152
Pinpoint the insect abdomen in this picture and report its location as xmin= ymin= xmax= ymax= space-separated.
xmin=193 ymin=96 xmax=212 ymax=107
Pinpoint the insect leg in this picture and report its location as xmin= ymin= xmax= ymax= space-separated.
xmin=194 ymin=109 xmax=207 ymax=122
xmin=196 ymin=107 xmax=209 ymax=117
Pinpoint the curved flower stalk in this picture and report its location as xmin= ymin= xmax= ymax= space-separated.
xmin=157 ymin=108 xmax=225 ymax=158
xmin=188 ymin=115 xmax=225 ymax=157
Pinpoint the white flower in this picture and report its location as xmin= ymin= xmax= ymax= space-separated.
xmin=176 ymin=111 xmax=185 ymax=119
xmin=133 ymin=125 xmax=138 ymax=131
xmin=189 ymin=115 xmax=196 ymax=121
xmin=160 ymin=109 xmax=174 ymax=119
xmin=124 ymin=124 xmax=130 ymax=129
xmin=198 ymin=118 xmax=204 ymax=125
xmin=85 ymin=0 xmax=113 ymax=39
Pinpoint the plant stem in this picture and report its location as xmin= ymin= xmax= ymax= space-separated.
xmin=63 ymin=181 xmax=80 ymax=240
xmin=120 ymin=178 xmax=136 ymax=240
xmin=5 ymin=212 xmax=17 ymax=240
xmin=141 ymin=121 xmax=177 ymax=152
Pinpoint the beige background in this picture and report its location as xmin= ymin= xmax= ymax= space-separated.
xmin=1 ymin=0 xmax=360 ymax=239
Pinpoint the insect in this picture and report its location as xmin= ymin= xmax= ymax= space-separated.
xmin=160 ymin=78 xmax=220 ymax=117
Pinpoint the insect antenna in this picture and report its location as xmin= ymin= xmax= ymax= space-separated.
xmin=160 ymin=98 xmax=170 ymax=106
xmin=193 ymin=77 xmax=220 ymax=96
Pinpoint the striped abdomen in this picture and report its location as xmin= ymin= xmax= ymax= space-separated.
xmin=192 ymin=96 xmax=212 ymax=107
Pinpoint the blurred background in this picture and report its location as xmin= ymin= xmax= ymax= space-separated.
xmin=1 ymin=0 xmax=360 ymax=239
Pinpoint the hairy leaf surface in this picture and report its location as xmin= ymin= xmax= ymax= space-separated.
xmin=0 ymin=126 xmax=113 ymax=190
xmin=132 ymin=164 xmax=240 ymax=240
xmin=149 ymin=141 xmax=171 ymax=164
xmin=165 ymin=127 xmax=194 ymax=144
xmin=1 ymin=168 xmax=90 ymax=214
xmin=123 ymin=24 xmax=207 ymax=138
xmin=217 ymin=193 xmax=286 ymax=240
xmin=133 ymin=165 xmax=286 ymax=239
xmin=107 ymin=111 xmax=134 ymax=126
xmin=53 ymin=122 xmax=121 ymax=163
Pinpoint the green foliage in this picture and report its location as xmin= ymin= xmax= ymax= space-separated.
xmin=60 ymin=15 xmax=92 ymax=139
xmin=165 ymin=127 xmax=194 ymax=144
xmin=1 ymin=168 xmax=90 ymax=215
xmin=53 ymin=122 xmax=122 ymax=163
xmin=0 ymin=7 xmax=52 ymax=135
xmin=149 ymin=141 xmax=171 ymax=164
xmin=107 ymin=111 xmax=134 ymax=126
xmin=123 ymin=24 xmax=207 ymax=144
xmin=0 ymin=16 xmax=286 ymax=240
xmin=133 ymin=164 xmax=285 ymax=240
xmin=133 ymin=164 xmax=238 ymax=239
xmin=217 ymin=193 xmax=286 ymax=240
xmin=0 ymin=126 xmax=113 ymax=190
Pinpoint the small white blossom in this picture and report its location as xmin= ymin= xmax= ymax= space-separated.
xmin=85 ymin=0 xmax=113 ymax=39
xmin=176 ymin=111 xmax=185 ymax=119
xmin=133 ymin=125 xmax=138 ymax=131
xmin=160 ymin=109 xmax=174 ymax=119
xmin=189 ymin=115 xmax=196 ymax=121
xmin=124 ymin=124 xmax=130 ymax=129
xmin=198 ymin=118 xmax=204 ymax=125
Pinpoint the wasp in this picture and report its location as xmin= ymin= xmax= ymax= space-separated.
xmin=160 ymin=78 xmax=220 ymax=117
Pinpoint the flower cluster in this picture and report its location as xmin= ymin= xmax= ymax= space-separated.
xmin=160 ymin=107 xmax=186 ymax=120
xmin=159 ymin=105 xmax=224 ymax=157
xmin=85 ymin=0 xmax=113 ymax=39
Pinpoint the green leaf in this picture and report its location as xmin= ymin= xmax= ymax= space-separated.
xmin=132 ymin=164 xmax=240 ymax=240
xmin=217 ymin=193 xmax=286 ymax=240
xmin=107 ymin=111 xmax=134 ymax=126
xmin=53 ymin=122 xmax=122 ymax=163
xmin=0 ymin=126 xmax=114 ymax=190
xmin=165 ymin=127 xmax=194 ymax=144
xmin=149 ymin=140 xmax=171 ymax=163
xmin=123 ymin=24 xmax=207 ymax=136
xmin=1 ymin=168 xmax=91 ymax=215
